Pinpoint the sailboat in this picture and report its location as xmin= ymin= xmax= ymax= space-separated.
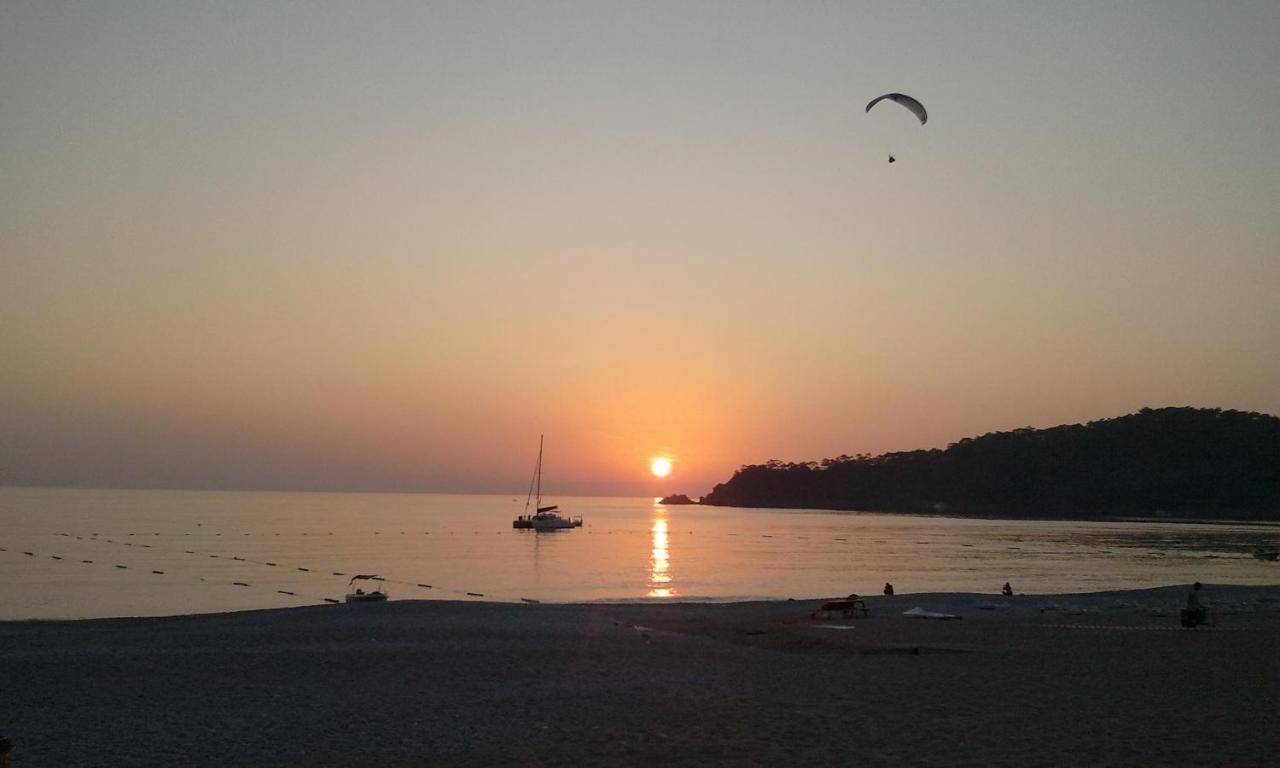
xmin=512 ymin=435 xmax=583 ymax=531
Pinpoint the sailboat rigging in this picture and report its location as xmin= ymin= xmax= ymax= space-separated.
xmin=512 ymin=435 xmax=583 ymax=531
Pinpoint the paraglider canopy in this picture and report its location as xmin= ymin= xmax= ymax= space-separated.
xmin=865 ymin=92 xmax=927 ymax=125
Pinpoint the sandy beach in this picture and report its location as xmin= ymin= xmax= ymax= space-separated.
xmin=3 ymin=584 xmax=1278 ymax=767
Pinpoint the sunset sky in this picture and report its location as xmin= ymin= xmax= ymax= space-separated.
xmin=3 ymin=2 xmax=1278 ymax=496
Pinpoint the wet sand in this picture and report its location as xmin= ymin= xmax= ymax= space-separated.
xmin=2 ymin=584 xmax=1278 ymax=767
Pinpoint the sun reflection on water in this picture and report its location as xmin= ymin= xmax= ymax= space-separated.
xmin=648 ymin=509 xmax=674 ymax=598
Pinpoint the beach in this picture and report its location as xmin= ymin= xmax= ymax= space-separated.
xmin=2 ymin=584 xmax=1278 ymax=767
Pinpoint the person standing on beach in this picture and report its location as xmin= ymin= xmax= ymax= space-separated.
xmin=1182 ymin=582 xmax=1206 ymax=627
xmin=883 ymin=582 xmax=894 ymax=595
xmin=1002 ymin=582 xmax=1014 ymax=597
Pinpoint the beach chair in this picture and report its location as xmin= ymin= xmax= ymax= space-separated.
xmin=813 ymin=598 xmax=870 ymax=620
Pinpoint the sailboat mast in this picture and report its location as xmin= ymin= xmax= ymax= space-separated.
xmin=535 ymin=434 xmax=543 ymax=507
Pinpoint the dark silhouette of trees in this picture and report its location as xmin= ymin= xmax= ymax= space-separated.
xmin=700 ymin=408 xmax=1280 ymax=520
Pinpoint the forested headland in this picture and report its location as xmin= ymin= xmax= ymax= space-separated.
xmin=699 ymin=408 xmax=1280 ymax=520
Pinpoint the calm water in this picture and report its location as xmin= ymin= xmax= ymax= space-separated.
xmin=1 ymin=487 xmax=1278 ymax=620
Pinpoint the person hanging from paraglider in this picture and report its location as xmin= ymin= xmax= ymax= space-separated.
xmin=888 ymin=155 xmax=896 ymax=164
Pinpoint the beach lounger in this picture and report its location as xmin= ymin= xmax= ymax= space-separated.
xmin=814 ymin=598 xmax=870 ymax=620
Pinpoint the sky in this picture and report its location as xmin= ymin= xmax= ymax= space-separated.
xmin=2 ymin=1 xmax=1278 ymax=496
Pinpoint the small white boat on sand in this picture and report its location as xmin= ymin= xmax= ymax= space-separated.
xmin=345 ymin=574 xmax=388 ymax=603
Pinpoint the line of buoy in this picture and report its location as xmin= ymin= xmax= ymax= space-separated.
xmin=324 ymin=598 xmax=340 ymax=604
xmin=233 ymin=582 xmax=249 ymax=587
xmin=152 ymin=570 xmax=164 ymax=574
xmin=277 ymin=590 xmax=295 ymax=596
xmin=55 ymin=529 xmax=526 ymax=608
xmin=50 ymin=555 xmax=62 ymax=560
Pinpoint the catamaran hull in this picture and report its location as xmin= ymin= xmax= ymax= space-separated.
xmin=513 ymin=517 xmax=583 ymax=531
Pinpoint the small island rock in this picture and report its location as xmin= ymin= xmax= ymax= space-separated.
xmin=658 ymin=494 xmax=698 ymax=505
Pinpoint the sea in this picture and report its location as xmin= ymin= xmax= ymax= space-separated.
xmin=2 ymin=487 xmax=1277 ymax=620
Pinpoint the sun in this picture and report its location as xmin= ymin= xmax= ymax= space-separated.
xmin=650 ymin=457 xmax=672 ymax=478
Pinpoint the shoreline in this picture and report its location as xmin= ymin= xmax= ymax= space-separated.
xmin=4 ymin=582 xmax=1280 ymax=626
xmin=685 ymin=500 xmax=1280 ymax=527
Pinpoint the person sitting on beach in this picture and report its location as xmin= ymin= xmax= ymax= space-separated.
xmin=1002 ymin=582 xmax=1014 ymax=597
xmin=883 ymin=582 xmax=894 ymax=596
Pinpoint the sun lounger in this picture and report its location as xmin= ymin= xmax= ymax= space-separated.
xmin=814 ymin=598 xmax=870 ymax=620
